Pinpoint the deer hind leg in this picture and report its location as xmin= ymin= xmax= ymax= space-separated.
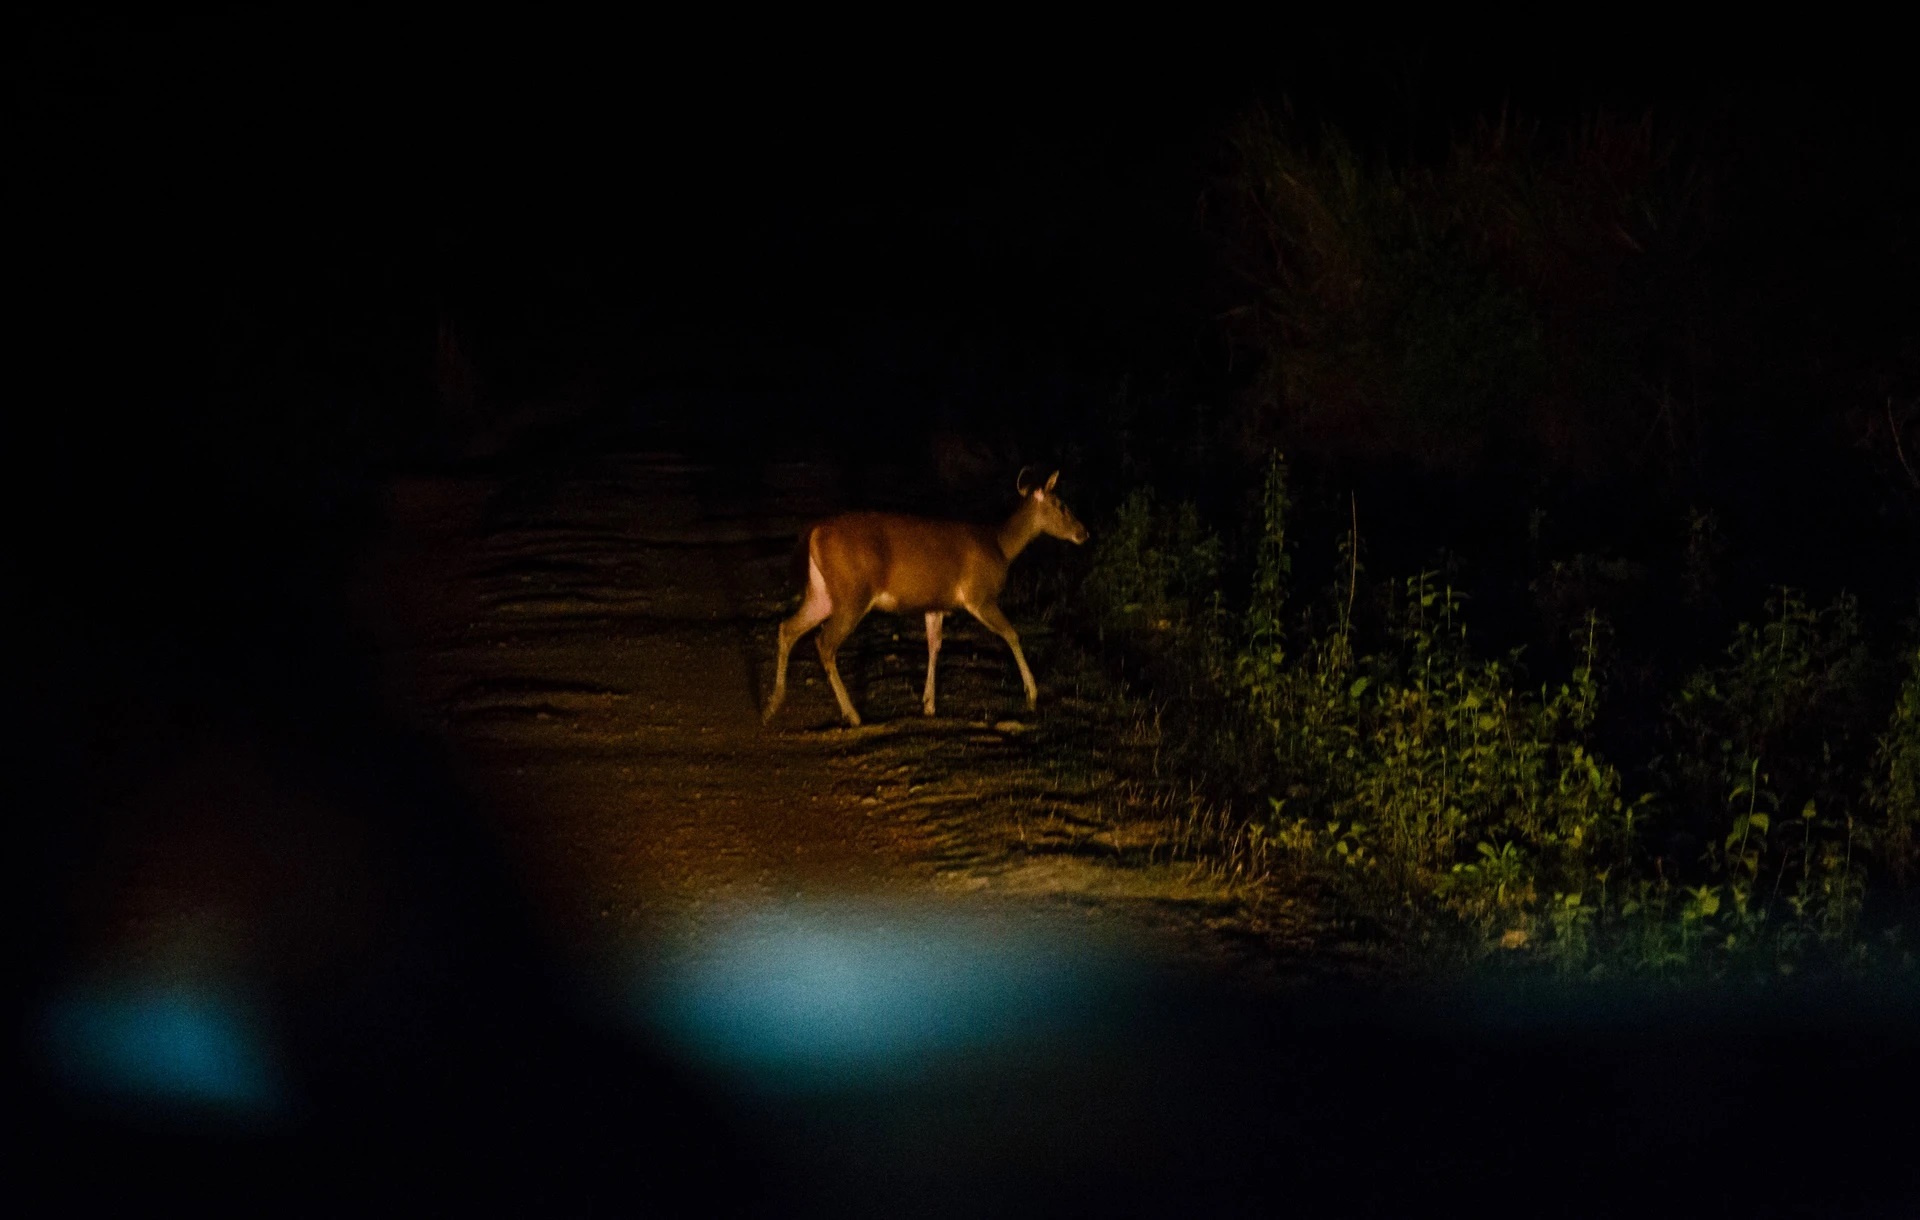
xmin=922 ymin=611 xmax=945 ymax=716
xmin=764 ymin=558 xmax=833 ymax=724
xmin=815 ymin=604 xmax=867 ymax=727
xmin=966 ymin=600 xmax=1038 ymax=710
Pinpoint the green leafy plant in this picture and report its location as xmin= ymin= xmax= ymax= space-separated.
xmin=1072 ymin=446 xmax=1910 ymax=981
xmin=1083 ymin=488 xmax=1223 ymax=639
xmin=1868 ymin=641 xmax=1920 ymax=885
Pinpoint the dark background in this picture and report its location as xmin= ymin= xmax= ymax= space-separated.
xmin=15 ymin=17 xmax=1916 ymax=574
xmin=17 ymin=19 xmax=1912 ymax=450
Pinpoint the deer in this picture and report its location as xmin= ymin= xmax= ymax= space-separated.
xmin=762 ymin=469 xmax=1089 ymax=727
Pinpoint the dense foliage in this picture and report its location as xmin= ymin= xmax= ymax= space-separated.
xmin=1081 ymin=457 xmax=1917 ymax=977
xmin=1063 ymin=104 xmax=1918 ymax=979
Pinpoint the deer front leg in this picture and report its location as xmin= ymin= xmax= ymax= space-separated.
xmin=966 ymin=600 xmax=1038 ymax=710
xmin=923 ymin=611 xmax=944 ymax=716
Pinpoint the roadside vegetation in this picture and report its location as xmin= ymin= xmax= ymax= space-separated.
xmin=1045 ymin=106 xmax=1920 ymax=981
xmin=1072 ymin=457 xmax=1916 ymax=978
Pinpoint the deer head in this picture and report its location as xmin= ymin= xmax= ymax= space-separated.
xmin=1016 ymin=468 xmax=1089 ymax=545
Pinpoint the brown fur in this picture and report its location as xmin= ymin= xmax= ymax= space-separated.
xmin=763 ymin=474 xmax=1087 ymax=727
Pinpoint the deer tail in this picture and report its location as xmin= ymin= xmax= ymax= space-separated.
xmin=788 ymin=521 xmax=820 ymax=601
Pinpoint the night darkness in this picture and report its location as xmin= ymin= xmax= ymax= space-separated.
xmin=12 ymin=14 xmax=1920 ymax=1218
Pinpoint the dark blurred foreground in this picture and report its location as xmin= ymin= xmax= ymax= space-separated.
xmin=19 ymin=890 xmax=1920 ymax=1218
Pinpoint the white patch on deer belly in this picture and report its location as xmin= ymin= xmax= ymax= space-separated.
xmin=872 ymin=592 xmax=900 ymax=612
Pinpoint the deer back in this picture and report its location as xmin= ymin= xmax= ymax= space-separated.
xmin=810 ymin=513 xmax=1008 ymax=613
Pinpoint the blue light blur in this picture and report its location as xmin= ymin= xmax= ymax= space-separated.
xmin=38 ymin=983 xmax=288 ymax=1121
xmin=638 ymin=902 xmax=1127 ymax=1089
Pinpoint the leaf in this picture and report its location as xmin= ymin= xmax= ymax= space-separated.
xmin=1349 ymin=676 xmax=1372 ymax=699
xmin=1748 ymin=813 xmax=1769 ymax=835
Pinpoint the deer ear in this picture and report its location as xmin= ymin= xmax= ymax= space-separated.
xmin=1045 ymin=470 xmax=1059 ymax=492
xmin=1016 ymin=466 xmax=1038 ymax=496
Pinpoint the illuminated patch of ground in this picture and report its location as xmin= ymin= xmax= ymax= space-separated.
xmin=363 ymin=453 xmax=1337 ymax=983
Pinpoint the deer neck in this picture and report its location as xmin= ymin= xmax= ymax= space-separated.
xmin=997 ymin=499 xmax=1045 ymax=563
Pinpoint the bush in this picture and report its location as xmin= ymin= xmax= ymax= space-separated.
xmin=1083 ymin=489 xmax=1223 ymax=639
xmin=1081 ymin=452 xmax=1913 ymax=980
xmin=1871 ymin=640 xmax=1920 ymax=885
xmin=1661 ymin=589 xmax=1875 ymax=834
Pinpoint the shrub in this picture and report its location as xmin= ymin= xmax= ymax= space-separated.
xmin=1870 ymin=640 xmax=1920 ymax=885
xmin=1083 ymin=489 xmax=1223 ymax=640
xmin=1085 ymin=452 xmax=1910 ymax=979
xmin=1232 ymin=456 xmax=1646 ymax=960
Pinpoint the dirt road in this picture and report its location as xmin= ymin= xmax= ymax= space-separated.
xmin=365 ymin=450 xmax=1310 ymax=973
